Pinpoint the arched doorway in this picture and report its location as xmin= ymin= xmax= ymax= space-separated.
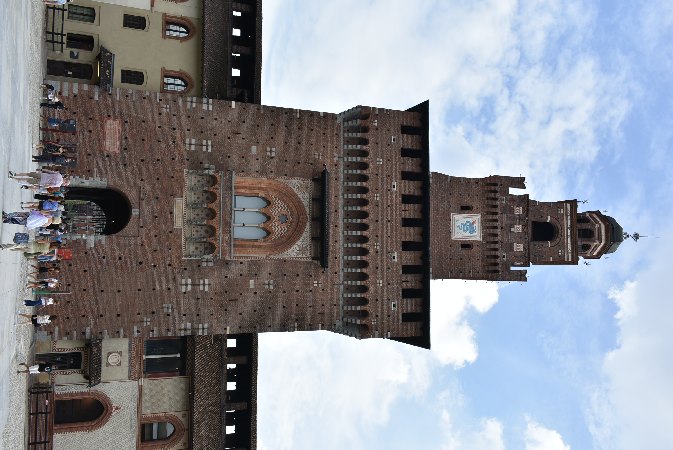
xmin=531 ymin=221 xmax=558 ymax=242
xmin=65 ymin=187 xmax=132 ymax=235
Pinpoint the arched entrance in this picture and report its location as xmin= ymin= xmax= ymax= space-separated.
xmin=65 ymin=187 xmax=132 ymax=235
xmin=531 ymin=221 xmax=558 ymax=242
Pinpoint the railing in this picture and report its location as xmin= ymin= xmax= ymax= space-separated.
xmin=27 ymin=383 xmax=54 ymax=449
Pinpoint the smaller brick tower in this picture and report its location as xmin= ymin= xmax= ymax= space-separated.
xmin=430 ymin=174 xmax=624 ymax=281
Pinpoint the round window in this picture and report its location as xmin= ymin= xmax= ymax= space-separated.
xmin=278 ymin=214 xmax=288 ymax=224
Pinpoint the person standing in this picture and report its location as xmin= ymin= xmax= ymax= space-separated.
xmin=17 ymin=362 xmax=55 ymax=374
xmin=42 ymin=0 xmax=73 ymax=6
xmin=23 ymin=297 xmax=56 ymax=307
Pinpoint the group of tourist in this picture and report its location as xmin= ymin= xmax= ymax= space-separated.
xmin=3 ymin=86 xmax=77 ymax=355
xmin=9 ymin=81 xmax=78 ymax=376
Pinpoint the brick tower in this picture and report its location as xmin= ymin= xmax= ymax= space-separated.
xmin=430 ymin=174 xmax=624 ymax=281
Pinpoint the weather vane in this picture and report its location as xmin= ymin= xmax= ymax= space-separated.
xmin=623 ymin=232 xmax=645 ymax=242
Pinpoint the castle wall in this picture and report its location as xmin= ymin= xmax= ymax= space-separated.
xmin=42 ymin=82 xmax=431 ymax=347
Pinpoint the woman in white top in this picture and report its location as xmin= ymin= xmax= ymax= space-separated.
xmin=17 ymin=314 xmax=57 ymax=327
xmin=9 ymin=169 xmax=66 ymax=188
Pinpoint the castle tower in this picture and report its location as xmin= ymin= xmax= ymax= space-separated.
xmin=430 ymin=175 xmax=624 ymax=281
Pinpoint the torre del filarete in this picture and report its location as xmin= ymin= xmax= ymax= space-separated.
xmin=29 ymin=1 xmax=625 ymax=448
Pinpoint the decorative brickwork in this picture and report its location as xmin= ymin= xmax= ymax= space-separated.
xmin=129 ymin=338 xmax=142 ymax=381
xmin=53 ymin=382 xmax=139 ymax=450
xmin=233 ymin=177 xmax=310 ymax=258
xmin=53 ymin=390 xmax=113 ymax=434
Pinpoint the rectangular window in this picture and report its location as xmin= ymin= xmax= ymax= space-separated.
xmin=143 ymin=338 xmax=186 ymax=376
xmin=123 ymin=14 xmax=147 ymax=30
xmin=67 ymin=5 xmax=95 ymax=23
xmin=46 ymin=60 xmax=94 ymax=80
xmin=66 ymin=33 xmax=94 ymax=51
xmin=120 ymin=69 xmax=144 ymax=85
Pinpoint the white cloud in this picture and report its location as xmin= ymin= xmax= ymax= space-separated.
xmin=441 ymin=411 xmax=506 ymax=450
xmin=431 ymin=280 xmax=499 ymax=367
xmin=257 ymin=331 xmax=432 ymax=450
xmin=524 ymin=418 xmax=571 ymax=450
xmin=257 ymin=281 xmax=500 ymax=449
xmin=587 ymin=234 xmax=673 ymax=450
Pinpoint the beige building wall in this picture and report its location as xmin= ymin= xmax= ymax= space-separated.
xmin=47 ymin=0 xmax=202 ymax=94
xmin=91 ymin=0 xmax=203 ymax=17
xmin=53 ymin=381 xmax=139 ymax=450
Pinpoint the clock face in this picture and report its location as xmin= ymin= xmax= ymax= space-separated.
xmin=451 ymin=214 xmax=482 ymax=241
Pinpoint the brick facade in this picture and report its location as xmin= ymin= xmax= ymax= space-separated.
xmin=43 ymin=82 xmax=432 ymax=348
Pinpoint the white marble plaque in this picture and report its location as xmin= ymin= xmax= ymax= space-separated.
xmin=451 ymin=214 xmax=482 ymax=241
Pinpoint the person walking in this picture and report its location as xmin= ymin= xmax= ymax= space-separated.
xmin=2 ymin=211 xmax=29 ymax=225
xmin=32 ymin=154 xmax=76 ymax=167
xmin=0 ymin=241 xmax=51 ymax=254
xmin=21 ymin=199 xmax=63 ymax=212
xmin=9 ymin=169 xmax=66 ymax=188
xmin=23 ymin=297 xmax=56 ymax=307
xmin=28 ymin=266 xmax=61 ymax=277
xmin=17 ymin=314 xmax=57 ymax=327
xmin=26 ymin=278 xmax=60 ymax=289
xmin=40 ymin=101 xmax=64 ymax=110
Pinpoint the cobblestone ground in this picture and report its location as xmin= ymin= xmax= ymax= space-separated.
xmin=0 ymin=0 xmax=45 ymax=448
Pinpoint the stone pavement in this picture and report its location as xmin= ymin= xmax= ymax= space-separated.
xmin=0 ymin=0 xmax=46 ymax=448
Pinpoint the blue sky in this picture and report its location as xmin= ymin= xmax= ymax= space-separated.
xmin=257 ymin=1 xmax=673 ymax=449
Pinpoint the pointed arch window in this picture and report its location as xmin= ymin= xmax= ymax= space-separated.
xmin=166 ymin=23 xmax=188 ymax=38
xmin=233 ymin=196 xmax=269 ymax=240
xmin=162 ymin=15 xmax=195 ymax=41
xmin=55 ymin=398 xmax=105 ymax=425
xmin=164 ymin=76 xmax=187 ymax=92
xmin=161 ymin=69 xmax=194 ymax=94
